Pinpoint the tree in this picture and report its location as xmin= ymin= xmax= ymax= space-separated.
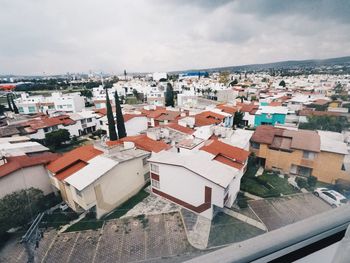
xmin=233 ymin=111 xmax=244 ymax=129
xmin=334 ymin=83 xmax=343 ymax=94
xmin=0 ymin=188 xmax=44 ymax=237
xmin=251 ymin=95 xmax=257 ymax=101
xmin=80 ymin=89 xmax=93 ymax=99
xmin=45 ymin=129 xmax=70 ymax=149
xmin=165 ymin=83 xmax=175 ymax=107
xmin=231 ymin=79 xmax=238 ymax=85
xmin=6 ymin=93 xmax=13 ymax=112
xmin=0 ymin=104 xmax=5 ymax=115
xmin=11 ymin=96 xmax=19 ymax=114
xmin=105 ymin=85 xmax=118 ymax=141
xmin=237 ymin=95 xmax=246 ymax=103
xmin=299 ymin=115 xmax=349 ymax=133
xmin=114 ymin=92 xmax=127 ymax=139
xmin=219 ymin=71 xmax=230 ymax=84
xmin=279 ymin=80 xmax=286 ymax=87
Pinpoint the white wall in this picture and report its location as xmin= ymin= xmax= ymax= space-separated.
xmin=0 ymin=165 xmax=53 ymax=198
xmin=152 ymin=163 xmax=224 ymax=219
xmin=125 ymin=117 xmax=148 ymax=136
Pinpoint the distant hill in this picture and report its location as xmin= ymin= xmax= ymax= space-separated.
xmin=173 ymin=56 xmax=350 ymax=74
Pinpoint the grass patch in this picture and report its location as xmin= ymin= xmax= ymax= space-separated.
xmin=103 ymin=189 xmax=150 ymax=220
xmin=65 ymin=219 xmax=104 ymax=232
xmin=42 ymin=208 xmax=79 ymax=229
xmin=259 ymin=172 xmax=298 ymax=195
xmin=208 ymin=212 xmax=265 ymax=247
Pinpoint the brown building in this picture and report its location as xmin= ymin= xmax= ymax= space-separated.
xmin=250 ymin=126 xmax=350 ymax=184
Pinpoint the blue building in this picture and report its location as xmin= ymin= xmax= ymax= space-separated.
xmin=254 ymin=106 xmax=288 ymax=127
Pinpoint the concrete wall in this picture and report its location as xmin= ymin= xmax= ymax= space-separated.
xmin=150 ymin=163 xmax=225 ymax=220
xmin=125 ymin=117 xmax=148 ymax=136
xmin=0 ymin=165 xmax=53 ymax=198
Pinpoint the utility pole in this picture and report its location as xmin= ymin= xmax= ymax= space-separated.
xmin=21 ymin=213 xmax=45 ymax=263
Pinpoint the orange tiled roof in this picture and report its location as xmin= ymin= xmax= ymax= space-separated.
xmin=216 ymin=105 xmax=237 ymax=114
xmin=200 ymin=140 xmax=249 ymax=168
xmin=269 ymin=101 xmax=282 ymax=107
xmin=106 ymin=134 xmax=170 ymax=153
xmin=140 ymin=107 xmax=167 ymax=119
xmin=123 ymin=113 xmax=146 ymax=122
xmin=163 ymin=123 xmax=194 ymax=134
xmin=24 ymin=115 xmax=76 ymax=130
xmin=0 ymin=153 xmax=59 ymax=178
xmin=47 ymin=145 xmax=103 ymax=175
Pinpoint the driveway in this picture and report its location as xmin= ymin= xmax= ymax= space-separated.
xmin=248 ymin=193 xmax=331 ymax=231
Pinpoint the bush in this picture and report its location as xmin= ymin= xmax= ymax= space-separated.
xmin=237 ymin=198 xmax=248 ymax=209
xmin=307 ymin=176 xmax=317 ymax=189
xmin=296 ymin=177 xmax=308 ymax=189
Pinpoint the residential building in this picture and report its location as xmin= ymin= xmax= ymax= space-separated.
xmin=250 ymin=126 xmax=350 ymax=184
xmin=47 ymin=137 xmax=169 ymax=218
xmin=254 ymin=105 xmax=288 ymax=127
xmin=148 ymin=140 xmax=249 ymax=220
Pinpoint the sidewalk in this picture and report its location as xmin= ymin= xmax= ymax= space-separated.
xmin=222 ymin=207 xmax=267 ymax=231
xmin=58 ymin=211 xmax=87 ymax=233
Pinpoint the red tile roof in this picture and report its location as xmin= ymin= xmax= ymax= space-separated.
xmin=106 ymin=134 xmax=170 ymax=153
xmin=163 ymin=123 xmax=194 ymax=134
xmin=238 ymin=103 xmax=259 ymax=114
xmin=0 ymin=153 xmax=59 ymax=178
xmin=155 ymin=111 xmax=181 ymax=121
xmin=140 ymin=107 xmax=167 ymax=119
xmin=200 ymin=140 xmax=249 ymax=169
xmin=194 ymin=111 xmax=225 ymax=127
xmin=123 ymin=114 xmax=146 ymax=122
xmin=298 ymin=110 xmax=340 ymax=117
xmin=269 ymin=101 xmax=283 ymax=107
xmin=250 ymin=125 xmax=284 ymax=145
xmin=24 ymin=115 xmax=76 ymax=130
xmin=216 ymin=105 xmax=237 ymax=114
xmin=47 ymin=145 xmax=103 ymax=177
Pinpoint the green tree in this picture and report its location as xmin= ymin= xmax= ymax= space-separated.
xmin=105 ymin=85 xmax=118 ymax=141
xmin=279 ymin=80 xmax=286 ymax=87
xmin=114 ymin=92 xmax=127 ymax=139
xmin=80 ymin=89 xmax=93 ymax=99
xmin=165 ymin=83 xmax=175 ymax=107
xmin=299 ymin=116 xmax=349 ymax=133
xmin=334 ymin=83 xmax=343 ymax=94
xmin=45 ymin=129 xmax=70 ymax=149
xmin=231 ymin=79 xmax=238 ymax=85
xmin=6 ymin=93 xmax=13 ymax=112
xmin=0 ymin=188 xmax=44 ymax=237
xmin=233 ymin=111 xmax=244 ymax=129
xmin=11 ymin=96 xmax=19 ymax=114
xmin=219 ymin=71 xmax=230 ymax=84
xmin=0 ymin=104 xmax=5 ymax=115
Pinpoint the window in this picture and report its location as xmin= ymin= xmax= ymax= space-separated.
xmin=152 ymin=179 xmax=160 ymax=189
xmin=142 ymin=157 xmax=148 ymax=166
xmin=151 ymin=164 xmax=159 ymax=173
xmin=28 ymin=106 xmax=36 ymax=113
xmin=323 ymin=192 xmax=336 ymax=200
xmin=251 ymin=142 xmax=260 ymax=149
xmin=87 ymin=118 xmax=92 ymax=123
xmin=100 ymin=120 xmax=103 ymax=125
xmin=44 ymin=127 xmax=49 ymax=133
xmin=19 ymin=107 xmax=24 ymax=113
xmin=303 ymin=151 xmax=316 ymax=160
xmin=51 ymin=125 xmax=58 ymax=131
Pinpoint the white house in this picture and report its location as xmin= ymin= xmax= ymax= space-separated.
xmin=148 ymin=140 xmax=249 ymax=220
xmin=16 ymin=92 xmax=84 ymax=114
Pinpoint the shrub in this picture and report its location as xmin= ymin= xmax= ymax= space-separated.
xmin=307 ymin=176 xmax=317 ymax=189
xmin=296 ymin=177 xmax=308 ymax=189
xmin=237 ymin=198 xmax=248 ymax=209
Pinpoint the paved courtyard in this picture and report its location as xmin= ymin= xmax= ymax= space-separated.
xmin=248 ymin=193 xmax=332 ymax=231
xmin=0 ymin=212 xmax=195 ymax=263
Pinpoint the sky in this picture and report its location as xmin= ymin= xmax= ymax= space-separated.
xmin=1 ymin=0 xmax=350 ymax=75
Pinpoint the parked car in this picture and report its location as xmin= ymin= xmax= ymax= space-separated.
xmin=313 ymin=188 xmax=348 ymax=207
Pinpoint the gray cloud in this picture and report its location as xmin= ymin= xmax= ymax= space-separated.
xmin=0 ymin=0 xmax=350 ymax=75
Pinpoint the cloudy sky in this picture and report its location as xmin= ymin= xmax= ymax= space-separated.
xmin=1 ymin=0 xmax=350 ymax=75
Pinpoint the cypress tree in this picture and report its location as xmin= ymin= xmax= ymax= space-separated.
xmin=11 ymin=95 xmax=19 ymax=114
xmin=105 ymin=86 xmax=118 ymax=141
xmin=114 ymin=92 xmax=127 ymax=139
xmin=165 ymin=83 xmax=174 ymax=107
xmin=7 ymin=93 xmax=13 ymax=112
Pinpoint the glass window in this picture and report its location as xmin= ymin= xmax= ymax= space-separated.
xmin=151 ymin=164 xmax=159 ymax=173
xmin=143 ymin=157 xmax=148 ymax=166
xmin=303 ymin=151 xmax=316 ymax=160
xmin=152 ymin=179 xmax=160 ymax=189
xmin=19 ymin=107 xmax=24 ymax=113
xmin=75 ymin=188 xmax=82 ymax=197
xmin=28 ymin=106 xmax=36 ymax=113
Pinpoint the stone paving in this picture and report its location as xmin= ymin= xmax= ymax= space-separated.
xmin=121 ymin=194 xmax=179 ymax=218
xmin=0 ymin=212 xmax=195 ymax=263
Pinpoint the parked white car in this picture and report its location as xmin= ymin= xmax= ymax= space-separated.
xmin=313 ymin=188 xmax=348 ymax=208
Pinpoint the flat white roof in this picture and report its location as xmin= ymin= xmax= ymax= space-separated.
xmin=318 ymin=131 xmax=348 ymax=155
xmin=149 ymin=150 xmax=238 ymax=188
xmin=0 ymin=141 xmax=48 ymax=156
xmin=221 ymin=129 xmax=254 ymax=150
xmin=65 ymin=155 xmax=118 ymax=191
